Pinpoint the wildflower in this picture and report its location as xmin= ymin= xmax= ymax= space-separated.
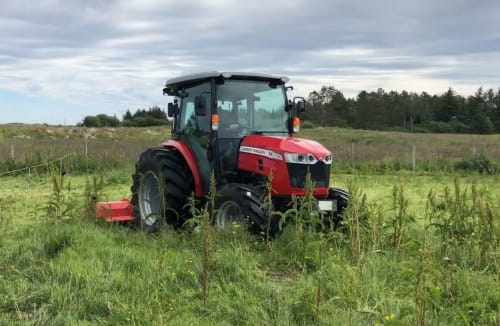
xmin=384 ymin=313 xmax=395 ymax=321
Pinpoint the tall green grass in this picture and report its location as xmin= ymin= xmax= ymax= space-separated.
xmin=1 ymin=168 xmax=499 ymax=325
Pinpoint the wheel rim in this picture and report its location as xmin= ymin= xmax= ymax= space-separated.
xmin=215 ymin=201 xmax=244 ymax=229
xmin=138 ymin=171 xmax=163 ymax=226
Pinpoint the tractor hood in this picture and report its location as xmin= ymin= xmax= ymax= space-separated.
xmin=239 ymin=135 xmax=332 ymax=162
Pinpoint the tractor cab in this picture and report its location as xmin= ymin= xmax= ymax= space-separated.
xmin=163 ymin=72 xmax=304 ymax=191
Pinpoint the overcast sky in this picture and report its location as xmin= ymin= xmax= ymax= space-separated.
xmin=1 ymin=0 xmax=500 ymax=124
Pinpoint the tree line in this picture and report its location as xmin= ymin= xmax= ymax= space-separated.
xmin=81 ymin=86 xmax=500 ymax=134
xmin=82 ymin=106 xmax=168 ymax=127
xmin=303 ymin=86 xmax=500 ymax=134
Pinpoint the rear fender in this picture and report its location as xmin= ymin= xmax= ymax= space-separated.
xmin=162 ymin=140 xmax=203 ymax=197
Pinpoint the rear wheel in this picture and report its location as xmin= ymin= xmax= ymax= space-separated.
xmin=131 ymin=148 xmax=194 ymax=232
xmin=214 ymin=184 xmax=281 ymax=237
xmin=137 ymin=171 xmax=163 ymax=227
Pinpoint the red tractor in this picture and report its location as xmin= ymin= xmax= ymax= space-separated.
xmin=99 ymin=72 xmax=348 ymax=235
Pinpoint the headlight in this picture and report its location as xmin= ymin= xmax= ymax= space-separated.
xmin=284 ymin=153 xmax=318 ymax=165
xmin=323 ymin=153 xmax=333 ymax=164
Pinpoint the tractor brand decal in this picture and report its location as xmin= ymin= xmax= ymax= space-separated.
xmin=239 ymin=146 xmax=283 ymax=161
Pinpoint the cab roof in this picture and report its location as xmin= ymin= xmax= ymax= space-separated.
xmin=164 ymin=71 xmax=289 ymax=95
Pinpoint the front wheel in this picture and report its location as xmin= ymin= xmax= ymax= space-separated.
xmin=130 ymin=148 xmax=194 ymax=232
xmin=214 ymin=200 xmax=245 ymax=229
xmin=214 ymin=184 xmax=281 ymax=237
xmin=324 ymin=187 xmax=349 ymax=228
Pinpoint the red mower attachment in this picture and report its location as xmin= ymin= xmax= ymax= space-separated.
xmin=96 ymin=199 xmax=135 ymax=222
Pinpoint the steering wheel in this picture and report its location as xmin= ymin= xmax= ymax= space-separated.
xmin=238 ymin=127 xmax=248 ymax=137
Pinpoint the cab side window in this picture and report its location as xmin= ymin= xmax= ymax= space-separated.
xmin=179 ymin=82 xmax=211 ymax=133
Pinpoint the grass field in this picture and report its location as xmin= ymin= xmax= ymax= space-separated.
xmin=1 ymin=167 xmax=499 ymax=325
xmin=1 ymin=125 xmax=500 ymax=325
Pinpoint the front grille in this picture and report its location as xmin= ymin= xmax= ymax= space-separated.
xmin=287 ymin=162 xmax=330 ymax=188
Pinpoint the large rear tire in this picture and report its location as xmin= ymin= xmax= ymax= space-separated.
xmin=131 ymin=148 xmax=194 ymax=232
xmin=214 ymin=184 xmax=281 ymax=237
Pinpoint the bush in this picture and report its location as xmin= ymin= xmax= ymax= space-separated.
xmin=301 ymin=120 xmax=316 ymax=129
xmin=82 ymin=114 xmax=120 ymax=127
xmin=83 ymin=116 xmax=100 ymax=127
xmin=96 ymin=114 xmax=120 ymax=127
xmin=419 ymin=120 xmax=472 ymax=133
xmin=333 ymin=118 xmax=349 ymax=128
xmin=126 ymin=117 xmax=166 ymax=127
xmin=454 ymin=154 xmax=496 ymax=174
xmin=122 ymin=119 xmax=134 ymax=127
xmin=472 ymin=115 xmax=494 ymax=134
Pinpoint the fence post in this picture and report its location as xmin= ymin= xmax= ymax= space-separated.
xmin=412 ymin=145 xmax=416 ymax=171
xmin=10 ymin=142 xmax=14 ymax=159
xmin=84 ymin=138 xmax=89 ymax=171
xmin=84 ymin=139 xmax=88 ymax=158
xmin=472 ymin=146 xmax=476 ymax=156
xmin=351 ymin=142 xmax=354 ymax=164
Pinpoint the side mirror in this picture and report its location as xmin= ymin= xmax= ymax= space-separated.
xmin=167 ymin=102 xmax=178 ymax=117
xmin=296 ymin=101 xmax=305 ymax=112
xmin=293 ymin=97 xmax=306 ymax=116
xmin=195 ymin=93 xmax=212 ymax=116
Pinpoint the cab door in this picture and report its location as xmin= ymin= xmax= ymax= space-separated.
xmin=176 ymin=82 xmax=212 ymax=193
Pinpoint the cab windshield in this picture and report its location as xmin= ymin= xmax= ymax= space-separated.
xmin=216 ymin=80 xmax=288 ymax=137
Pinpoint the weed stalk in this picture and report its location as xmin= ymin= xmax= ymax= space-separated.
xmin=83 ymin=175 xmax=103 ymax=219
xmin=46 ymin=167 xmax=74 ymax=222
xmin=264 ymin=171 xmax=274 ymax=254
xmin=201 ymin=173 xmax=216 ymax=305
xmin=344 ymin=182 xmax=365 ymax=262
xmin=391 ymin=184 xmax=412 ymax=251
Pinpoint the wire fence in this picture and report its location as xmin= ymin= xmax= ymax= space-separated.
xmin=0 ymin=152 xmax=77 ymax=177
xmin=0 ymin=138 xmax=158 ymax=177
xmin=2 ymin=139 xmax=155 ymax=161
xmin=332 ymin=142 xmax=500 ymax=166
xmin=1 ymin=137 xmax=500 ymax=176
